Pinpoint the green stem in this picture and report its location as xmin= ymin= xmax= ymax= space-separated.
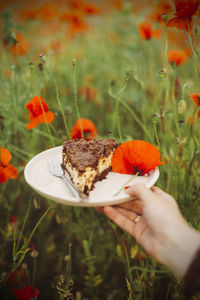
xmin=25 ymin=202 xmax=55 ymax=247
xmin=116 ymin=95 xmax=123 ymax=143
xmin=166 ymin=142 xmax=179 ymax=194
xmin=110 ymin=79 xmax=128 ymax=139
xmin=152 ymin=119 xmax=161 ymax=153
xmin=114 ymin=173 xmax=139 ymax=197
xmin=8 ymin=144 xmax=34 ymax=158
xmin=119 ymin=100 xmax=151 ymax=139
xmin=164 ymin=23 xmax=168 ymax=72
xmin=45 ymin=64 xmax=71 ymax=140
xmin=32 ymin=258 xmax=37 ymax=286
xmin=185 ymin=19 xmax=196 ymax=57
xmin=15 ymin=197 xmax=32 ymax=257
xmin=72 ymin=59 xmax=83 ymax=138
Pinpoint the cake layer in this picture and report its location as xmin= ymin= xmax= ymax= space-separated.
xmin=62 ymin=139 xmax=119 ymax=196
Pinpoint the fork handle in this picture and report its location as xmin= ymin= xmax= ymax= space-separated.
xmin=61 ymin=175 xmax=82 ymax=200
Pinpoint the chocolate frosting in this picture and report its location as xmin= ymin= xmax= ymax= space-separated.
xmin=63 ymin=138 xmax=119 ymax=172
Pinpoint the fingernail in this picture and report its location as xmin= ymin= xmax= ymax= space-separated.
xmin=124 ymin=186 xmax=131 ymax=189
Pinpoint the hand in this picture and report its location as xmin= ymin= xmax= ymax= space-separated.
xmin=97 ymin=183 xmax=200 ymax=277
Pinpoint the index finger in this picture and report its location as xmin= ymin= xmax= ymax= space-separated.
xmin=124 ymin=183 xmax=154 ymax=205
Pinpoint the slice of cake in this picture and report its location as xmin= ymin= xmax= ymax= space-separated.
xmin=62 ymin=138 xmax=119 ymax=197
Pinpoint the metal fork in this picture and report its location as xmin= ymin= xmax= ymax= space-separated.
xmin=47 ymin=158 xmax=82 ymax=200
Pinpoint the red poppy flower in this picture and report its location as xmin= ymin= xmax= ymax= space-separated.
xmin=190 ymin=90 xmax=200 ymax=118
xmin=10 ymin=32 xmax=30 ymax=57
xmin=148 ymin=1 xmax=172 ymax=23
xmin=37 ymin=3 xmax=58 ymax=21
xmin=60 ymin=12 xmax=89 ymax=35
xmin=8 ymin=269 xmax=27 ymax=286
xmin=0 ymin=148 xmax=18 ymax=183
xmin=167 ymin=0 xmax=199 ymax=30
xmin=10 ymin=215 xmax=18 ymax=224
xmin=190 ymin=90 xmax=200 ymax=106
xmin=25 ymin=96 xmax=54 ymax=130
xmin=13 ymin=285 xmax=39 ymax=300
xmin=20 ymin=8 xmax=37 ymax=20
xmin=138 ymin=22 xmax=161 ymax=40
xmin=112 ymin=140 xmax=164 ymax=175
xmin=79 ymin=85 xmax=97 ymax=102
xmin=71 ymin=118 xmax=97 ymax=140
xmin=80 ymin=2 xmax=100 ymax=15
xmin=167 ymin=49 xmax=187 ymax=65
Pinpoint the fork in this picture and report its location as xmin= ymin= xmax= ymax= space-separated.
xmin=47 ymin=158 xmax=83 ymax=200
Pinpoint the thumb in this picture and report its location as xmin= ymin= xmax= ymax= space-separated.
xmin=124 ymin=183 xmax=154 ymax=204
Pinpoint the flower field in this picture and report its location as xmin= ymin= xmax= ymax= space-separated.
xmin=0 ymin=0 xmax=200 ymax=299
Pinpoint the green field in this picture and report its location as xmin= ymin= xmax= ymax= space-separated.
xmin=0 ymin=1 xmax=200 ymax=299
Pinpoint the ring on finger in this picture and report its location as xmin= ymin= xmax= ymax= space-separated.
xmin=134 ymin=215 xmax=141 ymax=223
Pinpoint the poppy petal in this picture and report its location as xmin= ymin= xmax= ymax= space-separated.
xmin=190 ymin=93 xmax=200 ymax=106
xmin=5 ymin=164 xmax=18 ymax=180
xmin=26 ymin=96 xmax=49 ymax=118
xmin=0 ymin=166 xmax=9 ymax=183
xmin=39 ymin=111 xmax=55 ymax=123
xmin=175 ymin=0 xmax=199 ymax=18
xmin=112 ymin=140 xmax=164 ymax=175
xmin=0 ymin=147 xmax=12 ymax=166
xmin=26 ymin=117 xmax=40 ymax=130
xmin=167 ymin=16 xmax=192 ymax=30
xmin=71 ymin=118 xmax=97 ymax=140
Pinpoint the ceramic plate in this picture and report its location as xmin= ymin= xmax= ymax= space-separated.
xmin=24 ymin=146 xmax=160 ymax=207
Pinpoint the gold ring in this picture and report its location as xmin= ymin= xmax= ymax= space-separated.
xmin=134 ymin=215 xmax=141 ymax=223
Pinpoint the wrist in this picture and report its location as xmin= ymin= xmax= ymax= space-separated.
xmin=159 ymin=220 xmax=200 ymax=277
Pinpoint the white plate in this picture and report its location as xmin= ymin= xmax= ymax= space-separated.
xmin=24 ymin=146 xmax=160 ymax=207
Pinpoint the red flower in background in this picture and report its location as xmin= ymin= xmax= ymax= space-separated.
xmin=25 ymin=96 xmax=54 ymax=130
xmin=10 ymin=32 xmax=30 ymax=57
xmin=167 ymin=0 xmax=199 ymax=30
xmin=167 ymin=49 xmax=187 ymax=65
xmin=80 ymin=2 xmax=100 ymax=15
xmin=71 ymin=118 xmax=97 ymax=140
xmin=148 ymin=1 xmax=172 ymax=23
xmin=13 ymin=285 xmax=39 ymax=300
xmin=79 ymin=85 xmax=97 ymax=102
xmin=60 ymin=11 xmax=89 ymax=35
xmin=0 ymin=148 xmax=18 ymax=183
xmin=190 ymin=90 xmax=200 ymax=106
xmin=20 ymin=8 xmax=37 ymax=20
xmin=68 ymin=0 xmax=100 ymax=15
xmin=37 ymin=2 xmax=58 ymax=21
xmin=190 ymin=90 xmax=200 ymax=118
xmin=8 ymin=269 xmax=27 ymax=287
xmin=138 ymin=22 xmax=161 ymax=40
xmin=112 ymin=140 xmax=163 ymax=175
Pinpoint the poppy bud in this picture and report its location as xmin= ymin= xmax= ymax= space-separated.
xmin=72 ymin=58 xmax=77 ymax=66
xmin=161 ymin=13 xmax=168 ymax=22
xmin=152 ymin=114 xmax=158 ymax=118
xmin=125 ymin=70 xmax=133 ymax=79
xmin=39 ymin=54 xmax=46 ymax=63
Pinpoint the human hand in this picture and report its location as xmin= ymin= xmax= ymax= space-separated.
xmin=97 ymin=183 xmax=200 ymax=277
